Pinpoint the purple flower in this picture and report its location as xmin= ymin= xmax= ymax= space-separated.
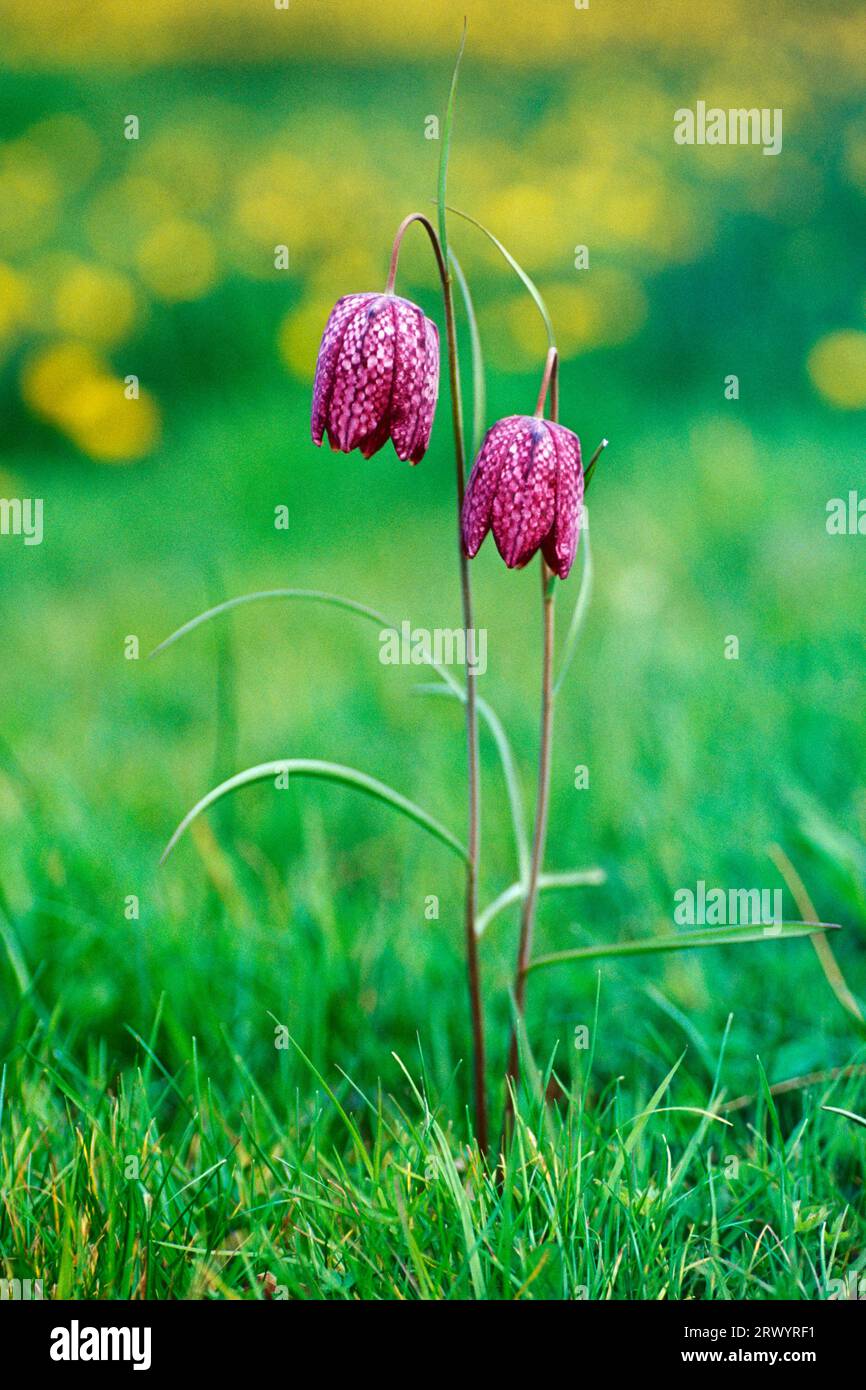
xmin=461 ymin=416 xmax=584 ymax=579
xmin=311 ymin=292 xmax=440 ymax=464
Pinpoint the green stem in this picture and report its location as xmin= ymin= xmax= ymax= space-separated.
xmin=386 ymin=209 xmax=488 ymax=1155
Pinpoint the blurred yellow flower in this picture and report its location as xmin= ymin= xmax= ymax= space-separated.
xmin=807 ymin=331 xmax=866 ymax=410
xmin=1 ymin=0 xmax=849 ymax=76
xmin=233 ymin=153 xmax=307 ymax=251
xmin=478 ymin=184 xmax=569 ymax=273
xmin=843 ymin=120 xmax=866 ymax=195
xmin=308 ymin=247 xmax=383 ymax=299
xmin=63 ymin=375 xmax=160 ymax=461
xmin=53 ymin=262 xmax=137 ymax=346
xmin=690 ymin=416 xmax=763 ymax=514
xmin=21 ymin=341 xmax=103 ymax=416
xmin=135 ymin=219 xmax=217 ymax=302
xmin=21 ymin=340 xmax=159 ymax=461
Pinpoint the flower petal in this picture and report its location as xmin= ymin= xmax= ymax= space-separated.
xmin=542 ymin=423 xmax=583 ymax=579
xmin=327 ymin=295 xmax=396 ymax=454
xmin=461 ymin=416 xmax=525 ymax=557
xmin=311 ymin=294 xmax=373 ymax=447
xmin=408 ymin=316 xmax=440 ymax=464
xmin=356 ymin=412 xmax=392 ymax=460
xmin=388 ymin=298 xmax=431 ymax=463
xmin=491 ymin=418 xmax=557 ymax=570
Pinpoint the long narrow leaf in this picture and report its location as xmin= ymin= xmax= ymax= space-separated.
xmin=822 ymin=1105 xmax=866 ymax=1129
xmin=626 ymin=1105 xmax=732 ymax=1128
xmin=447 ymin=204 xmax=555 ymax=349
xmin=0 ymin=903 xmax=31 ymax=995
xmin=553 ymin=508 xmax=593 ymax=696
xmin=451 ymin=249 xmax=486 ymax=456
xmin=151 ymin=587 xmax=465 ymax=696
xmin=475 ymin=868 xmax=606 ymax=940
xmin=528 ymin=921 xmax=841 ymax=974
xmin=160 ymin=759 xmax=467 ymax=865
xmin=432 ymin=1119 xmax=485 ymax=1298
xmin=767 ymin=841 xmax=865 ymax=1032
xmin=149 ymin=589 xmax=391 ymax=661
xmin=437 ymin=21 xmax=467 ymax=259
xmin=582 ymin=435 xmax=610 ymax=492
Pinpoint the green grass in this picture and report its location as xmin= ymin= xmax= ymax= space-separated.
xmin=1 ymin=382 xmax=865 ymax=1297
xmin=2 ymin=1012 xmax=865 ymax=1299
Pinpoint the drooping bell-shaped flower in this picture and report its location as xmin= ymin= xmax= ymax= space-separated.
xmin=311 ymin=292 xmax=440 ymax=464
xmin=461 ymin=415 xmax=583 ymax=579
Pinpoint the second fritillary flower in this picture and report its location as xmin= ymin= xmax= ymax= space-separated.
xmin=311 ymin=293 xmax=440 ymax=464
xmin=461 ymin=416 xmax=584 ymax=579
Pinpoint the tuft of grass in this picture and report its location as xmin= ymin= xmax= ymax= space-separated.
xmin=1 ymin=1018 xmax=864 ymax=1300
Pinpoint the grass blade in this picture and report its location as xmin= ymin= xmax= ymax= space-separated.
xmin=528 ymin=921 xmax=842 ymax=974
xmin=475 ymin=868 xmax=606 ymax=939
xmin=149 ymin=589 xmax=392 ymax=660
xmin=160 ymin=759 xmax=467 ymax=865
xmin=152 ymin=591 xmax=537 ymax=884
xmin=150 ymin=587 xmax=466 ymax=697
xmin=447 ymin=204 xmax=555 ymax=349
xmin=450 ymin=249 xmax=486 ymax=456
xmin=627 ymin=1105 xmax=732 ymax=1128
xmin=582 ymin=435 xmax=610 ymax=493
xmin=431 ymin=1121 xmax=485 ymax=1298
xmin=822 ymin=1105 xmax=866 ymax=1129
xmin=768 ymin=842 xmax=865 ymax=1032
xmin=437 ymin=19 xmax=467 ymax=259
xmin=553 ymin=508 xmax=593 ymax=696
xmin=597 ymin=1053 xmax=685 ymax=1218
xmin=0 ymin=902 xmax=32 ymax=996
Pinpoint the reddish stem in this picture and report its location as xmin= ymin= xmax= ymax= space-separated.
xmin=385 ymin=213 xmax=448 ymax=294
xmin=503 ymin=347 xmax=559 ymax=1142
xmin=534 ymin=346 xmax=559 ymax=418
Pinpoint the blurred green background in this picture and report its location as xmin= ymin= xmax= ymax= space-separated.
xmin=1 ymin=0 xmax=865 ymax=1110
